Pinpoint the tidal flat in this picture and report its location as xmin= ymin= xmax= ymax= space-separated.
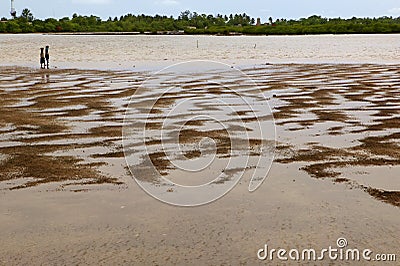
xmin=0 ymin=63 xmax=399 ymax=264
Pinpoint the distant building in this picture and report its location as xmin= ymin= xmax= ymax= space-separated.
xmin=256 ymin=18 xmax=261 ymax=26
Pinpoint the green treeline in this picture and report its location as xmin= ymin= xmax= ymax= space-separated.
xmin=1 ymin=9 xmax=400 ymax=35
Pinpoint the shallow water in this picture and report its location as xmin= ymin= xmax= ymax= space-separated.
xmin=0 ymin=36 xmax=399 ymax=264
xmin=0 ymin=34 xmax=400 ymax=70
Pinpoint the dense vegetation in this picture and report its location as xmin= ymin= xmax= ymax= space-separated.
xmin=1 ymin=9 xmax=400 ymax=35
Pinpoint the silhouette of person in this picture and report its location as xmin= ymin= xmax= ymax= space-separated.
xmin=45 ymin=46 xmax=50 ymax=69
xmin=40 ymin=48 xmax=45 ymax=69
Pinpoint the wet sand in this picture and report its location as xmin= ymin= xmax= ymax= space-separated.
xmin=2 ymin=34 xmax=400 ymax=70
xmin=0 ymin=64 xmax=399 ymax=264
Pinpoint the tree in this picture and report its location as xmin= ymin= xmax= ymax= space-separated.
xmin=1 ymin=11 xmax=400 ymax=35
xmin=21 ymin=8 xmax=34 ymax=22
xmin=179 ymin=10 xmax=191 ymax=21
xmin=6 ymin=20 xmax=21 ymax=33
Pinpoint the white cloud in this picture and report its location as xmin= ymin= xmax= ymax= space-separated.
xmin=71 ymin=0 xmax=111 ymax=5
xmin=156 ymin=0 xmax=180 ymax=6
xmin=388 ymin=7 xmax=400 ymax=16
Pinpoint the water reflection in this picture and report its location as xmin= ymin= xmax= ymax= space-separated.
xmin=41 ymin=73 xmax=50 ymax=83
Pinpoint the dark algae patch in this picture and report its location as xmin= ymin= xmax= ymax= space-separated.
xmin=271 ymin=64 xmax=400 ymax=207
xmin=1 ymin=64 xmax=399 ymax=208
xmin=365 ymin=188 xmax=400 ymax=207
xmin=0 ymin=67 xmax=142 ymax=191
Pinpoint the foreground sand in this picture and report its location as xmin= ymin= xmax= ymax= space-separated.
xmin=0 ymin=64 xmax=399 ymax=265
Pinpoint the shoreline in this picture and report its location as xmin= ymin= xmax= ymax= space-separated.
xmin=2 ymin=60 xmax=400 ymax=73
xmin=1 ymin=32 xmax=400 ymax=36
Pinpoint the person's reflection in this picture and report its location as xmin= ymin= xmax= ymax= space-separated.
xmin=41 ymin=74 xmax=51 ymax=83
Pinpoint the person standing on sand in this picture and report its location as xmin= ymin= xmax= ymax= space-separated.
xmin=45 ymin=46 xmax=50 ymax=69
xmin=40 ymin=48 xmax=45 ymax=69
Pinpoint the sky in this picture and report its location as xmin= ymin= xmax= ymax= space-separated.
xmin=1 ymin=0 xmax=400 ymax=20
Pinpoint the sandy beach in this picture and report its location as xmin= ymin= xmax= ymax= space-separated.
xmin=0 ymin=62 xmax=399 ymax=264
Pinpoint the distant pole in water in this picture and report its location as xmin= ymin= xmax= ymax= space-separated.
xmin=197 ymin=40 xmax=199 ymax=48
xmin=254 ymin=44 xmax=257 ymax=49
